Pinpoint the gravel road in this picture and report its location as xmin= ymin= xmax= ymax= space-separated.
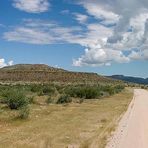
xmin=106 ymin=89 xmax=148 ymax=148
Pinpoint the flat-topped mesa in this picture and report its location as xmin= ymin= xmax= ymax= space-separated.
xmin=1 ymin=64 xmax=66 ymax=72
xmin=0 ymin=64 xmax=120 ymax=84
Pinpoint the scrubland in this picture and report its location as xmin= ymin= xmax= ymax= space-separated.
xmin=0 ymin=83 xmax=133 ymax=148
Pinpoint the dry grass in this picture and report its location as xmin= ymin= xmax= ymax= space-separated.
xmin=0 ymin=88 xmax=133 ymax=148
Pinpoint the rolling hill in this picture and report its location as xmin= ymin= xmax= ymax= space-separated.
xmin=0 ymin=64 xmax=119 ymax=84
xmin=108 ymin=75 xmax=148 ymax=85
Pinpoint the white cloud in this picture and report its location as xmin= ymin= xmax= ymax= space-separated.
xmin=13 ymin=0 xmax=50 ymax=13
xmin=8 ymin=60 xmax=14 ymax=66
xmin=77 ymin=0 xmax=119 ymax=25
xmin=71 ymin=0 xmax=148 ymax=66
xmin=0 ymin=58 xmax=13 ymax=68
xmin=0 ymin=59 xmax=7 ymax=68
xmin=74 ymin=13 xmax=88 ymax=24
xmin=4 ymin=27 xmax=55 ymax=44
xmin=3 ymin=19 xmax=82 ymax=45
xmin=73 ymin=47 xmax=130 ymax=67
xmin=4 ymin=0 xmax=148 ymax=68
xmin=3 ymin=18 xmax=143 ymax=66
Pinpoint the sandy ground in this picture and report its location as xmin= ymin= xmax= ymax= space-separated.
xmin=106 ymin=89 xmax=148 ymax=148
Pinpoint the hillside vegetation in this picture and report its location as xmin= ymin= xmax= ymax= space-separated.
xmin=0 ymin=64 xmax=120 ymax=84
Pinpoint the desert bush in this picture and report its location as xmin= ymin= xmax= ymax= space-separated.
xmin=42 ymin=85 xmax=55 ymax=95
xmin=56 ymin=86 xmax=64 ymax=94
xmin=104 ymin=85 xmax=124 ymax=95
xmin=2 ymin=89 xmax=29 ymax=110
xmin=57 ymin=95 xmax=72 ymax=104
xmin=65 ymin=86 xmax=101 ymax=99
xmin=102 ymin=85 xmax=115 ymax=95
xmin=30 ymin=85 xmax=42 ymax=92
xmin=37 ymin=91 xmax=44 ymax=96
xmin=79 ymin=98 xmax=84 ymax=104
xmin=28 ymin=96 xmax=34 ymax=104
xmin=46 ymin=96 xmax=53 ymax=104
xmin=30 ymin=84 xmax=55 ymax=96
xmin=84 ymin=87 xmax=101 ymax=99
xmin=55 ymin=85 xmax=62 ymax=92
xmin=111 ymin=85 xmax=124 ymax=94
xmin=141 ymin=85 xmax=145 ymax=89
xmin=18 ymin=105 xmax=30 ymax=119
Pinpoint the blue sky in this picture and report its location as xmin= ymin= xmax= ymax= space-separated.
xmin=0 ymin=0 xmax=148 ymax=77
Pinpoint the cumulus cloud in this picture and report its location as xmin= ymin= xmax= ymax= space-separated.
xmin=72 ymin=0 xmax=148 ymax=66
xmin=13 ymin=0 xmax=50 ymax=13
xmin=73 ymin=48 xmax=130 ymax=67
xmin=0 ymin=58 xmax=13 ymax=68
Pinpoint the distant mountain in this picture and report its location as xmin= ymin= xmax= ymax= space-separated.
xmin=0 ymin=64 xmax=119 ymax=84
xmin=108 ymin=75 xmax=148 ymax=85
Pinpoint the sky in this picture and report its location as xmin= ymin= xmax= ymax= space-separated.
xmin=0 ymin=0 xmax=148 ymax=78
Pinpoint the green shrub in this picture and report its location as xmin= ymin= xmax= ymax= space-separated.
xmin=114 ymin=85 xmax=125 ymax=92
xmin=65 ymin=84 xmax=124 ymax=100
xmin=18 ymin=106 xmax=30 ymax=119
xmin=57 ymin=95 xmax=72 ymax=104
xmin=37 ymin=91 xmax=44 ymax=96
xmin=28 ymin=96 xmax=34 ymax=104
xmin=30 ymin=84 xmax=55 ymax=96
xmin=46 ymin=97 xmax=53 ymax=104
xmin=30 ymin=85 xmax=42 ymax=92
xmin=2 ymin=89 xmax=29 ymax=110
xmin=42 ymin=86 xmax=55 ymax=95
xmin=102 ymin=85 xmax=115 ymax=95
xmin=65 ymin=86 xmax=101 ymax=99
xmin=55 ymin=85 xmax=62 ymax=92
xmin=84 ymin=87 xmax=101 ymax=99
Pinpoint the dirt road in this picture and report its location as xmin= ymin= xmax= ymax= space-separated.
xmin=106 ymin=89 xmax=148 ymax=148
